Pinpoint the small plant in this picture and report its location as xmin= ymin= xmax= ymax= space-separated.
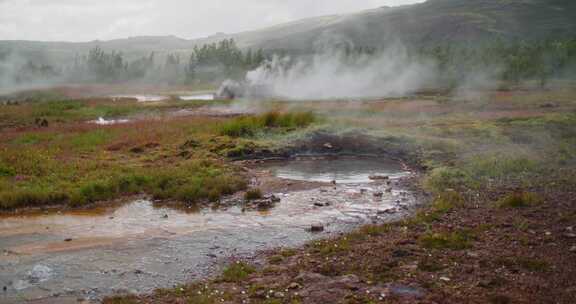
xmin=221 ymin=261 xmax=255 ymax=282
xmin=496 ymin=192 xmax=542 ymax=208
xmin=419 ymin=230 xmax=474 ymax=250
xmin=279 ymin=248 xmax=297 ymax=258
xmin=244 ymin=188 xmax=263 ymax=201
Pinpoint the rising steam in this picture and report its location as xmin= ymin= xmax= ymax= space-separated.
xmin=245 ymin=45 xmax=436 ymax=100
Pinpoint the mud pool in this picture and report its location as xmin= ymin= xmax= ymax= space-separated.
xmin=0 ymin=159 xmax=415 ymax=303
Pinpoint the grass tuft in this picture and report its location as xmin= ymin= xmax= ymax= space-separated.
xmin=419 ymin=230 xmax=475 ymax=250
xmin=221 ymin=262 xmax=255 ymax=282
xmin=496 ymin=192 xmax=542 ymax=208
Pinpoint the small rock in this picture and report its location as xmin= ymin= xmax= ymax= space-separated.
xmin=373 ymin=192 xmax=384 ymax=198
xmin=288 ymin=282 xmax=301 ymax=290
xmin=570 ymin=246 xmax=576 ymax=253
xmin=273 ymin=291 xmax=285 ymax=298
xmin=314 ymin=202 xmax=330 ymax=207
xmin=331 ymin=180 xmax=337 ymax=185
xmin=387 ymin=284 xmax=426 ymax=299
xmin=440 ymin=276 xmax=451 ymax=282
xmin=64 ymin=238 xmax=73 ymax=242
xmin=295 ymin=272 xmax=327 ymax=283
xmin=392 ymin=249 xmax=411 ymax=258
xmin=369 ymin=175 xmax=389 ymax=181
xmin=310 ymin=224 xmax=324 ymax=233
xmin=323 ymin=143 xmax=333 ymax=149
xmin=161 ymin=214 xmax=169 ymax=219
xmin=540 ymin=103 xmax=558 ymax=108
xmin=466 ymin=251 xmax=480 ymax=258
xmin=377 ymin=209 xmax=396 ymax=215
xmin=385 ymin=188 xmax=393 ymax=193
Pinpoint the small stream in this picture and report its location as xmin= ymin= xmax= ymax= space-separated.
xmin=0 ymin=158 xmax=415 ymax=303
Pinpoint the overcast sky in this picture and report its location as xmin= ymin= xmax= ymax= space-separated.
xmin=0 ymin=0 xmax=424 ymax=42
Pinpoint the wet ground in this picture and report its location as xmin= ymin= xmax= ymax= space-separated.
xmin=0 ymin=158 xmax=415 ymax=303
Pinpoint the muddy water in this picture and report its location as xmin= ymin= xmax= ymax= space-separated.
xmin=0 ymin=159 xmax=414 ymax=303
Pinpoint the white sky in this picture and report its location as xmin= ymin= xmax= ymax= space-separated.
xmin=0 ymin=0 xmax=425 ymax=42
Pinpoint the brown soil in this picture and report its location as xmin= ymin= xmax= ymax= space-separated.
xmin=109 ymin=180 xmax=576 ymax=304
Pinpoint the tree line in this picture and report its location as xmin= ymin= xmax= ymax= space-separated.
xmin=2 ymin=38 xmax=576 ymax=89
xmin=7 ymin=39 xmax=266 ymax=86
xmin=417 ymin=39 xmax=576 ymax=88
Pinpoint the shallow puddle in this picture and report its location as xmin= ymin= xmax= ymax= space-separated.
xmin=0 ymin=159 xmax=414 ymax=303
xmin=110 ymin=94 xmax=168 ymax=102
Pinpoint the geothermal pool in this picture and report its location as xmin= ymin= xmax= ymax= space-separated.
xmin=0 ymin=158 xmax=414 ymax=303
xmin=261 ymin=157 xmax=408 ymax=184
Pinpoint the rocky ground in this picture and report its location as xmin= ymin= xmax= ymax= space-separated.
xmin=103 ymin=174 xmax=576 ymax=304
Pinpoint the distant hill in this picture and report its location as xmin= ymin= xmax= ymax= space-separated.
xmin=226 ymin=0 xmax=576 ymax=52
xmin=1 ymin=0 xmax=575 ymax=63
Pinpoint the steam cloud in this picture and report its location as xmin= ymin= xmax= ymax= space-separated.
xmin=245 ymin=45 xmax=436 ymax=100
